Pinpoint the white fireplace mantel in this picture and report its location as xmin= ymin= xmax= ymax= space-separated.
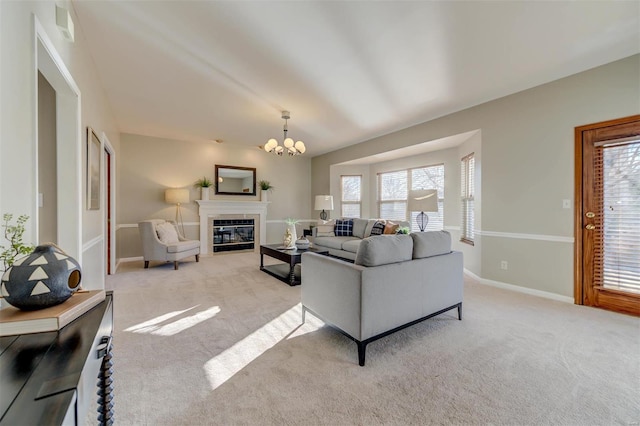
xmin=196 ymin=200 xmax=268 ymax=254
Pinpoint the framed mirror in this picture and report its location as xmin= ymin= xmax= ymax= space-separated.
xmin=215 ymin=165 xmax=256 ymax=196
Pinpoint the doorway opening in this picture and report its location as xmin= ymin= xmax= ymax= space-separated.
xmin=35 ymin=17 xmax=82 ymax=262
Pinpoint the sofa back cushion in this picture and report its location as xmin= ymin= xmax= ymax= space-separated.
xmin=354 ymin=234 xmax=413 ymax=267
xmin=335 ymin=219 xmax=354 ymax=236
xmin=351 ymin=218 xmax=369 ymax=239
xmin=316 ymin=220 xmax=336 ymax=237
xmin=411 ymin=231 xmax=452 ymax=259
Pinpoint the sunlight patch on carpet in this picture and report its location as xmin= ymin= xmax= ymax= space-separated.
xmin=124 ymin=305 xmax=221 ymax=336
xmin=204 ymin=303 xmax=323 ymax=390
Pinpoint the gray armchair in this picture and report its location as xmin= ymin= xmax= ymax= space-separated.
xmin=138 ymin=219 xmax=200 ymax=270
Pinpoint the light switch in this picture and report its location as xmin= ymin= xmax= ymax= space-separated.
xmin=562 ymin=199 xmax=571 ymax=209
xmin=38 ymin=193 xmax=44 ymax=208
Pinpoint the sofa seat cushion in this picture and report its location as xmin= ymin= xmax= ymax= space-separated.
xmin=341 ymin=239 xmax=363 ymax=253
xmin=355 ymin=234 xmax=413 ymax=267
xmin=411 ymin=231 xmax=452 ymax=259
xmin=167 ymin=240 xmax=200 ymax=253
xmin=315 ymin=236 xmax=359 ymax=250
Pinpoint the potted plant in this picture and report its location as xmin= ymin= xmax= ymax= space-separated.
xmin=258 ymin=180 xmax=274 ymax=202
xmin=1 ymin=213 xmax=34 ymax=271
xmin=194 ymin=177 xmax=213 ymax=200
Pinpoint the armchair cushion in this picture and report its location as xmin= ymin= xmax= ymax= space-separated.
xmin=167 ymin=240 xmax=201 ymax=253
xmin=156 ymin=222 xmax=179 ymax=244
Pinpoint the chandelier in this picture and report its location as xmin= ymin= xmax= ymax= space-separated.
xmin=264 ymin=111 xmax=306 ymax=156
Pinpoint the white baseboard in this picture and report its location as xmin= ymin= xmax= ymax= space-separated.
xmin=464 ymin=269 xmax=573 ymax=304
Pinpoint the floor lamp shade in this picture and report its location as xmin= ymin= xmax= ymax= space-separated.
xmin=408 ymin=189 xmax=438 ymax=231
xmin=165 ymin=188 xmax=189 ymax=205
xmin=314 ymin=195 xmax=334 ymax=221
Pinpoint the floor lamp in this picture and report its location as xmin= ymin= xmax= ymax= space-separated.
xmin=165 ymin=188 xmax=189 ymax=235
xmin=314 ymin=195 xmax=334 ymax=221
xmin=408 ymin=189 xmax=438 ymax=231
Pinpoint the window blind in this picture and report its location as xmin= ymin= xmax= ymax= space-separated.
xmin=341 ymin=175 xmax=362 ymax=218
xmin=461 ymin=153 xmax=475 ymax=244
xmin=593 ymin=140 xmax=640 ymax=294
xmin=377 ymin=165 xmax=444 ymax=230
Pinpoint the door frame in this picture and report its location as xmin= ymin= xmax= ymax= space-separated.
xmin=34 ymin=17 xmax=82 ymax=263
xmin=102 ymin=132 xmax=116 ymax=275
xmin=574 ymin=114 xmax=640 ymax=314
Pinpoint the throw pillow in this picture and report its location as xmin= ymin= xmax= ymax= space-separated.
xmin=316 ymin=220 xmax=336 ymax=237
xmin=156 ymin=222 xmax=179 ymax=244
xmin=335 ymin=219 xmax=354 ymax=237
xmin=369 ymin=220 xmax=386 ymax=236
xmin=383 ymin=221 xmax=399 ymax=235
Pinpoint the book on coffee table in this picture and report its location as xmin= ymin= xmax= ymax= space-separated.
xmin=0 ymin=289 xmax=105 ymax=337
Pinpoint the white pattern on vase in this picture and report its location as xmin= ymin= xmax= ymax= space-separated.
xmin=285 ymin=224 xmax=297 ymax=249
xmin=201 ymin=187 xmax=210 ymax=200
xmin=261 ymin=189 xmax=268 ymax=202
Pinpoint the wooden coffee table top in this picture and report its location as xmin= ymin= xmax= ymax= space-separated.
xmin=260 ymin=244 xmax=329 ymax=263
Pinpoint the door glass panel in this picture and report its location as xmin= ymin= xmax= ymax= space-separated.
xmin=599 ymin=140 xmax=640 ymax=294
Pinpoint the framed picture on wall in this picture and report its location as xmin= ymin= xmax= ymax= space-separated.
xmin=87 ymin=127 xmax=101 ymax=210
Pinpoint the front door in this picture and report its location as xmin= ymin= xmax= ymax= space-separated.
xmin=575 ymin=115 xmax=640 ymax=316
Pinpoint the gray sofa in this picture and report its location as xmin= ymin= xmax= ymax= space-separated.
xmin=312 ymin=218 xmax=410 ymax=261
xmin=301 ymin=231 xmax=463 ymax=366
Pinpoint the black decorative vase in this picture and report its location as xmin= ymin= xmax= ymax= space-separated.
xmin=0 ymin=244 xmax=82 ymax=311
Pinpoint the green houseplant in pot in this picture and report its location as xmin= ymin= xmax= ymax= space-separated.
xmin=194 ymin=177 xmax=213 ymax=200
xmin=258 ymin=180 xmax=274 ymax=202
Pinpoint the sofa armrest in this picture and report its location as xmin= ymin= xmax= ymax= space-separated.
xmin=301 ymin=252 xmax=365 ymax=340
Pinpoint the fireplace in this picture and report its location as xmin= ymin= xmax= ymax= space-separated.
xmin=196 ymin=200 xmax=268 ymax=255
xmin=213 ymin=219 xmax=254 ymax=252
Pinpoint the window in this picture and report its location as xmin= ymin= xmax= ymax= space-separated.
xmin=460 ymin=153 xmax=475 ymax=244
xmin=341 ymin=175 xmax=362 ymax=218
xmin=378 ymin=164 xmax=444 ymax=231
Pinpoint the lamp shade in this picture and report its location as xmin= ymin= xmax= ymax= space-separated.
xmin=314 ymin=195 xmax=334 ymax=211
xmin=165 ymin=188 xmax=189 ymax=204
xmin=408 ymin=189 xmax=438 ymax=212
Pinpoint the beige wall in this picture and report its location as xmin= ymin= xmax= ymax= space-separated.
xmin=312 ymin=54 xmax=640 ymax=298
xmin=1 ymin=1 xmax=120 ymax=289
xmin=117 ymin=133 xmax=312 ymax=259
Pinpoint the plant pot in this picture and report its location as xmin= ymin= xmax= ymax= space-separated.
xmin=201 ymin=187 xmax=210 ymax=201
xmin=261 ymin=189 xmax=268 ymax=202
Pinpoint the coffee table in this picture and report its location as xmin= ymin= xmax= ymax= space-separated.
xmin=260 ymin=244 xmax=329 ymax=286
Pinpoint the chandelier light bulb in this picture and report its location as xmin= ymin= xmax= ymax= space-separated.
xmin=264 ymin=111 xmax=306 ymax=156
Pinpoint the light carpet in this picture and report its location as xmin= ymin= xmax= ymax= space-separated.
xmin=107 ymin=253 xmax=640 ymax=425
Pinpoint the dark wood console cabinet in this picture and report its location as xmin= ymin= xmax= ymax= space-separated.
xmin=0 ymin=292 xmax=114 ymax=425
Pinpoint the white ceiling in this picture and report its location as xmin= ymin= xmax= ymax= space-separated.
xmin=71 ymin=1 xmax=639 ymax=157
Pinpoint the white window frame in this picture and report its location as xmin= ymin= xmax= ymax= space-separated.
xmin=377 ymin=164 xmax=445 ymax=231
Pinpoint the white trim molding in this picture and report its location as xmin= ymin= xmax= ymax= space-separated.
xmin=117 ymin=222 xmax=199 ymax=230
xmin=464 ymin=269 xmax=573 ymax=304
xmin=477 ymin=230 xmax=574 ymax=243
xmin=83 ymin=235 xmax=104 ymax=253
